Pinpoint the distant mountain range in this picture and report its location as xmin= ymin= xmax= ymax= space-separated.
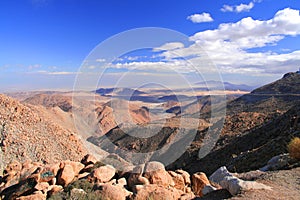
xmin=195 ymin=80 xmax=255 ymax=91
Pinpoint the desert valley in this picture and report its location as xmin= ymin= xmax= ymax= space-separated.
xmin=0 ymin=71 xmax=300 ymax=199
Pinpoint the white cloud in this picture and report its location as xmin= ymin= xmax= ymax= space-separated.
xmin=153 ymin=42 xmax=185 ymax=52
xmin=187 ymin=13 xmax=213 ymax=23
xmin=34 ymin=71 xmax=80 ymax=75
xmin=221 ymin=2 xmax=254 ymax=13
xmin=160 ymin=8 xmax=300 ymax=76
xmin=96 ymin=58 xmax=106 ymax=62
xmin=221 ymin=5 xmax=234 ymax=12
xmin=236 ymin=2 xmax=254 ymax=13
xmin=103 ymin=8 xmax=300 ymax=78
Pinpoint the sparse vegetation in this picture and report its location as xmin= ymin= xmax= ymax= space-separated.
xmin=288 ymin=137 xmax=300 ymax=160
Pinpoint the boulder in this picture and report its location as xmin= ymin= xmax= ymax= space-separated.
xmin=81 ymin=154 xmax=98 ymax=166
xmin=260 ymin=154 xmax=291 ymax=171
xmin=175 ymin=169 xmax=191 ymax=185
xmin=133 ymin=184 xmax=183 ymax=200
xmin=90 ymin=165 xmax=116 ymax=183
xmin=34 ymin=182 xmax=50 ymax=192
xmin=202 ymin=185 xmax=217 ymax=196
xmin=128 ymin=164 xmax=149 ymax=189
xmin=191 ymin=172 xmax=210 ymax=196
xmin=209 ymin=166 xmax=272 ymax=195
xmin=63 ymin=161 xmax=85 ymax=175
xmin=48 ymin=185 xmax=63 ymax=195
xmin=143 ymin=162 xmax=174 ymax=187
xmin=168 ymin=171 xmax=185 ymax=191
xmin=16 ymin=191 xmax=46 ymax=200
xmin=98 ymin=183 xmax=131 ymax=200
xmin=57 ymin=164 xmax=75 ymax=187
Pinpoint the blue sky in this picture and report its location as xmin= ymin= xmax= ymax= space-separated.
xmin=1 ymin=0 xmax=300 ymax=91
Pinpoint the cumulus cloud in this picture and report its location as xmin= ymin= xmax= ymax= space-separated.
xmin=187 ymin=13 xmax=213 ymax=23
xmin=221 ymin=2 xmax=254 ymax=13
xmin=106 ymin=8 xmax=300 ymax=78
xmin=162 ymin=8 xmax=300 ymax=75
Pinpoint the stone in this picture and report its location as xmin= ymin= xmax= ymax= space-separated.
xmin=57 ymin=164 xmax=75 ymax=187
xmin=168 ymin=171 xmax=185 ymax=191
xmin=133 ymin=184 xmax=183 ymax=200
xmin=98 ymin=184 xmax=131 ymax=200
xmin=202 ymin=185 xmax=217 ymax=196
xmin=77 ymin=172 xmax=90 ymax=179
xmin=91 ymin=165 xmax=116 ymax=183
xmin=175 ymin=169 xmax=191 ymax=185
xmin=191 ymin=172 xmax=210 ymax=197
xmin=128 ymin=164 xmax=149 ymax=189
xmin=260 ymin=154 xmax=290 ymax=171
xmin=48 ymin=185 xmax=63 ymax=195
xmin=16 ymin=191 xmax=46 ymax=200
xmin=34 ymin=182 xmax=50 ymax=192
xmin=5 ymin=160 xmax=22 ymax=174
xmin=209 ymin=166 xmax=272 ymax=196
xmin=64 ymin=161 xmax=85 ymax=175
xmin=179 ymin=192 xmax=195 ymax=200
xmin=48 ymin=163 xmax=60 ymax=177
xmin=143 ymin=162 xmax=174 ymax=187
xmin=81 ymin=154 xmax=98 ymax=166
xmin=117 ymin=177 xmax=127 ymax=187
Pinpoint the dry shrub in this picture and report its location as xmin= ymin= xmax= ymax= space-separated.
xmin=288 ymin=137 xmax=300 ymax=160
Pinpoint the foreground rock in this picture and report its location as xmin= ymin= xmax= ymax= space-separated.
xmin=0 ymin=154 xmax=277 ymax=199
xmin=209 ymin=166 xmax=272 ymax=195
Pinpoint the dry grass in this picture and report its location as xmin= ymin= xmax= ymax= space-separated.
xmin=288 ymin=137 xmax=300 ymax=160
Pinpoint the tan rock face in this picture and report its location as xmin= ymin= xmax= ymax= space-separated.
xmin=57 ymin=164 xmax=75 ymax=187
xmin=191 ymin=172 xmax=210 ymax=197
xmin=90 ymin=165 xmax=116 ymax=183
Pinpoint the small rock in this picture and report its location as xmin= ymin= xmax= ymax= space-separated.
xmin=210 ymin=166 xmax=272 ymax=196
xmin=175 ymin=169 xmax=191 ymax=185
xmin=133 ymin=184 xmax=183 ymax=200
xmin=143 ymin=162 xmax=174 ymax=187
xmin=98 ymin=184 xmax=131 ymax=200
xmin=168 ymin=171 xmax=185 ymax=191
xmin=81 ymin=154 xmax=98 ymax=166
xmin=191 ymin=172 xmax=210 ymax=197
xmin=57 ymin=164 xmax=75 ymax=187
xmin=90 ymin=165 xmax=116 ymax=183
xmin=34 ymin=182 xmax=50 ymax=192
xmin=16 ymin=191 xmax=46 ymax=200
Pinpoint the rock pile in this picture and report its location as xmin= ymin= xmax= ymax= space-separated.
xmin=0 ymin=154 xmax=273 ymax=200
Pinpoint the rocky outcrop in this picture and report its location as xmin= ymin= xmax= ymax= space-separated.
xmin=0 ymin=154 xmax=276 ymax=200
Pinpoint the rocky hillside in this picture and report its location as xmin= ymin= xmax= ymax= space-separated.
xmin=0 ymin=94 xmax=87 ymax=169
xmin=1 ymin=153 xmax=289 ymax=200
xmin=167 ymin=73 xmax=300 ymax=175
